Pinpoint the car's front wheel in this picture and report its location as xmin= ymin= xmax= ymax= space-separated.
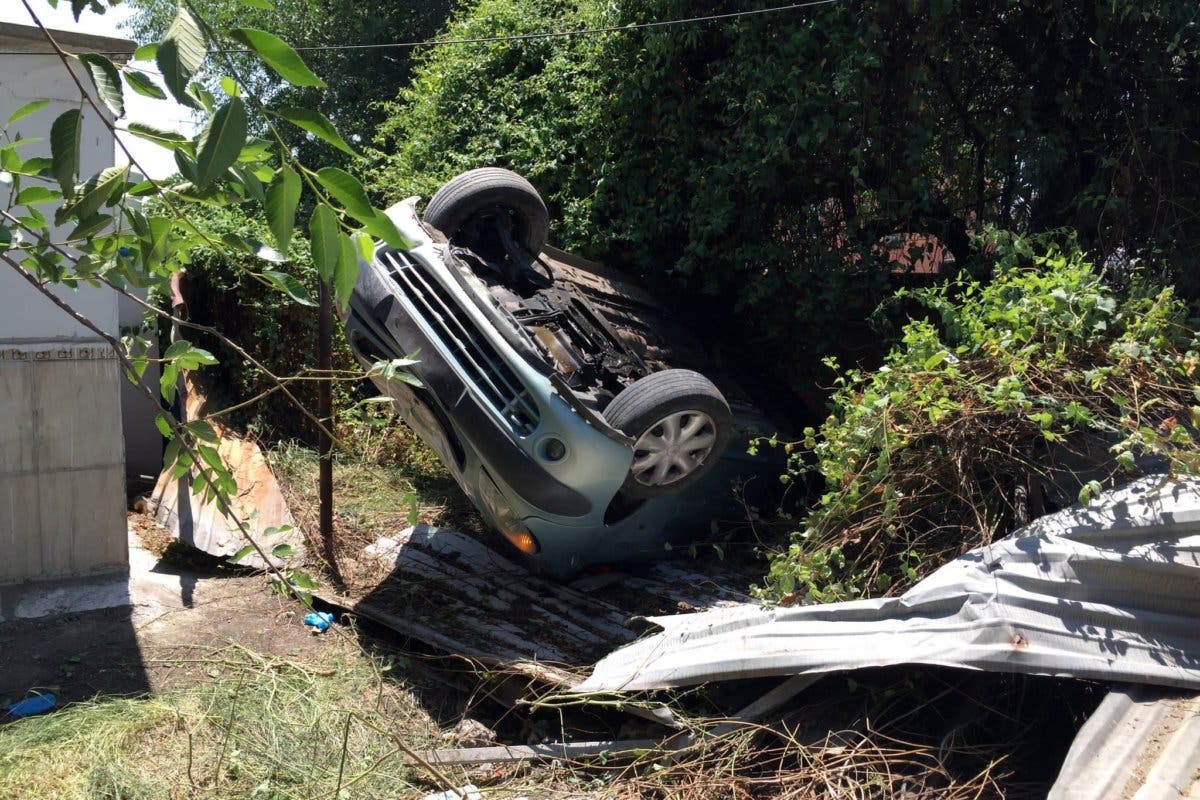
xmin=603 ymin=369 xmax=732 ymax=499
xmin=423 ymin=167 xmax=549 ymax=257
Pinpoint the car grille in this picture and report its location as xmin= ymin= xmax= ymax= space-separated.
xmin=380 ymin=249 xmax=540 ymax=436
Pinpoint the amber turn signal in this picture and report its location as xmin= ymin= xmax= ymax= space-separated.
xmin=501 ymin=528 xmax=540 ymax=555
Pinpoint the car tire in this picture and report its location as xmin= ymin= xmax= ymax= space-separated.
xmin=423 ymin=167 xmax=549 ymax=256
xmin=604 ymin=369 xmax=733 ymax=499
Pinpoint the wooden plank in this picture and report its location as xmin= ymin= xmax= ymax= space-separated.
xmin=415 ymin=739 xmax=660 ymax=766
xmin=662 ymin=674 xmax=823 ymax=762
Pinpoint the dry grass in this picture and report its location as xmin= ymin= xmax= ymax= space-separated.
xmin=586 ymin=724 xmax=1008 ymax=800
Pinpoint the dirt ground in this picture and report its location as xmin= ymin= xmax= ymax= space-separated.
xmin=0 ymin=512 xmax=342 ymax=708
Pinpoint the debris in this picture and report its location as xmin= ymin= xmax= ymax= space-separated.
xmin=580 ymin=475 xmax=1200 ymax=692
xmin=412 ymin=739 xmax=659 ymax=767
xmin=6 ymin=693 xmax=56 ymax=718
xmin=419 ymin=785 xmax=482 ymax=800
xmin=661 ymin=674 xmax=822 ymax=763
xmin=150 ymin=376 xmax=304 ymax=568
xmin=448 ymin=718 xmax=497 ymax=748
xmin=321 ymin=525 xmax=748 ymax=684
xmin=302 ymin=611 xmax=334 ymax=633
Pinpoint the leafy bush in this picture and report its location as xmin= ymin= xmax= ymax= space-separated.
xmin=758 ymin=239 xmax=1200 ymax=601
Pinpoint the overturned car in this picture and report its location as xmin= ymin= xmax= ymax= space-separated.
xmin=342 ymin=168 xmax=776 ymax=575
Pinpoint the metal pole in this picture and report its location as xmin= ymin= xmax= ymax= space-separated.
xmin=317 ymin=278 xmax=340 ymax=585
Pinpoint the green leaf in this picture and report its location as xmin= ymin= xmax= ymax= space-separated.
xmin=334 ymin=232 xmax=359 ymax=311
xmin=273 ymin=107 xmax=356 ymax=157
xmin=156 ymin=8 xmax=206 ymax=107
xmin=197 ymin=444 xmax=224 ymax=473
xmin=133 ymin=42 xmax=158 ymax=62
xmin=79 ymin=54 xmax=124 ymax=117
xmin=154 ymin=414 xmax=172 ymax=438
xmin=187 ymin=83 xmax=216 ymax=113
xmin=231 ymin=165 xmax=266 ymax=206
xmin=50 ymin=109 xmax=82 ymax=194
xmin=360 ymin=210 xmax=410 ymax=249
xmin=61 ymin=165 xmax=127 ymax=222
xmin=185 ymin=420 xmax=219 ymax=444
xmin=271 ymin=543 xmax=297 ymax=559
xmin=309 ymin=203 xmax=340 ymax=283
xmin=195 ymin=97 xmax=246 ymax=190
xmin=354 ymin=231 xmax=374 ymax=263
xmin=162 ymin=435 xmax=182 ymax=471
xmin=263 ymin=270 xmax=316 ymax=306
xmin=7 ymin=99 xmax=49 ymax=127
xmin=315 ymin=167 xmax=373 ymax=218
xmin=229 ymin=544 xmax=255 ymax=564
xmin=15 ymin=186 xmax=58 ymax=206
xmin=237 ymin=138 xmax=272 ymax=163
xmin=122 ymin=69 xmax=166 ymax=100
xmin=218 ymin=76 xmax=241 ymax=97
xmin=0 ymin=226 xmax=10 ymax=252
xmin=70 ymin=0 xmax=95 ymax=22
xmin=237 ymin=0 xmax=275 ymax=8
xmin=923 ymin=351 xmax=947 ymax=370
xmin=163 ymin=339 xmax=193 ymax=361
xmin=266 ymin=165 xmax=301 ymax=254
xmin=289 ymin=570 xmax=319 ymax=591
xmin=1078 ymin=479 xmax=1103 ymax=506
xmin=229 ymin=29 xmax=325 ymax=88
xmin=125 ymin=122 xmax=190 ymax=151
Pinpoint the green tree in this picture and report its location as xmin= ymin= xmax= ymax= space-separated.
xmin=371 ymin=0 xmax=1200 ymax=393
xmin=124 ymin=0 xmax=457 ymax=162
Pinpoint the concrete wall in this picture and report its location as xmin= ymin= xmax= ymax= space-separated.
xmin=0 ymin=344 xmax=128 ymax=583
xmin=0 ymin=48 xmax=130 ymax=586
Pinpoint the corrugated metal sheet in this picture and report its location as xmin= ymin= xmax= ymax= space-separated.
xmin=1050 ymin=685 xmax=1200 ymax=800
xmin=579 ymin=475 xmax=1200 ymax=693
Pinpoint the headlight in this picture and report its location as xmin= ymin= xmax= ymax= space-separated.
xmin=479 ymin=473 xmax=540 ymax=554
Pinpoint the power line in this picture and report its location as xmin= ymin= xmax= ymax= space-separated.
xmin=0 ymin=0 xmax=845 ymax=57
xmin=286 ymin=0 xmax=845 ymax=52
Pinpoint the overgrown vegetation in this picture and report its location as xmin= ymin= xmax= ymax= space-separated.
xmin=757 ymin=237 xmax=1200 ymax=601
xmin=372 ymin=0 xmax=1200 ymax=391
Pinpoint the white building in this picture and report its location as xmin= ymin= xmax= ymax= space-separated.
xmin=0 ymin=22 xmax=148 ymax=620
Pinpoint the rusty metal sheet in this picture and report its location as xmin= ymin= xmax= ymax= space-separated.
xmin=150 ymin=432 xmax=304 ymax=569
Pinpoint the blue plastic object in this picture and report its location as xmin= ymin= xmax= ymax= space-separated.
xmin=302 ymin=611 xmax=334 ymax=632
xmin=7 ymin=693 xmax=56 ymax=718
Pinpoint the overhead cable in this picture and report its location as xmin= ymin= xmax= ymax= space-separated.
xmin=0 ymin=0 xmax=846 ymax=57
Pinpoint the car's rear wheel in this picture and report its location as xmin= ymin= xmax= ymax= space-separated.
xmin=603 ymin=369 xmax=732 ymax=499
xmin=423 ymin=167 xmax=549 ymax=256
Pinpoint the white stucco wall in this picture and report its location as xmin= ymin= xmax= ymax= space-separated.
xmin=0 ymin=54 xmax=121 ymax=339
xmin=0 ymin=41 xmax=130 ymax=587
